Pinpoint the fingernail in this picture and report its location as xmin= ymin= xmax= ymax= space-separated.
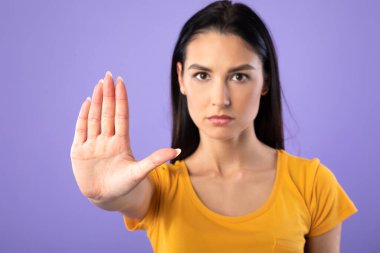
xmin=99 ymin=79 xmax=104 ymax=84
xmin=86 ymin=96 xmax=91 ymax=102
xmin=175 ymin=148 xmax=182 ymax=157
xmin=106 ymin=71 xmax=112 ymax=77
xmin=117 ymin=76 xmax=124 ymax=82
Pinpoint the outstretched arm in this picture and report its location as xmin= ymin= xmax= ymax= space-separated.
xmin=70 ymin=71 xmax=180 ymax=214
xmin=305 ymin=223 xmax=342 ymax=253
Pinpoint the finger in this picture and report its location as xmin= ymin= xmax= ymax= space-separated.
xmin=115 ymin=76 xmax=130 ymax=140
xmin=101 ymin=71 xmax=115 ymax=136
xmin=137 ymin=148 xmax=182 ymax=176
xmin=87 ymin=80 xmax=103 ymax=139
xmin=73 ymin=97 xmax=91 ymax=145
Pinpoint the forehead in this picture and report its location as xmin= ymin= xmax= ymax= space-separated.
xmin=184 ymin=31 xmax=261 ymax=68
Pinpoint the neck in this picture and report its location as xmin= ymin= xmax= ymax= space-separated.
xmin=188 ymin=125 xmax=275 ymax=177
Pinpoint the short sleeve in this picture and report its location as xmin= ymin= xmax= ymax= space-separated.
xmin=306 ymin=161 xmax=358 ymax=237
xmin=123 ymin=166 xmax=161 ymax=232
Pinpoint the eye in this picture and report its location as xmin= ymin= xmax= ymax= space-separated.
xmin=193 ymin=72 xmax=210 ymax=81
xmin=231 ymin=73 xmax=249 ymax=82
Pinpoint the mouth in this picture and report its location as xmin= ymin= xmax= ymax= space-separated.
xmin=207 ymin=115 xmax=233 ymax=126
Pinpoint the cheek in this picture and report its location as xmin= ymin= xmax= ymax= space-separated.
xmin=186 ymin=90 xmax=207 ymax=121
xmin=232 ymin=89 xmax=262 ymax=121
xmin=183 ymin=80 xmax=209 ymax=123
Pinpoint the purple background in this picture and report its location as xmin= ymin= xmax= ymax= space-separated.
xmin=0 ymin=0 xmax=378 ymax=252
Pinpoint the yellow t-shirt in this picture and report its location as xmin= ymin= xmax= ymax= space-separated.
xmin=123 ymin=149 xmax=358 ymax=252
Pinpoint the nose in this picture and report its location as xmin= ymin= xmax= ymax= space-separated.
xmin=211 ymin=80 xmax=231 ymax=107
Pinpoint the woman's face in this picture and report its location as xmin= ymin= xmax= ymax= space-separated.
xmin=177 ymin=31 xmax=268 ymax=140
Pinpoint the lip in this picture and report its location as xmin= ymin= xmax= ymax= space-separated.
xmin=208 ymin=115 xmax=233 ymax=126
xmin=208 ymin=115 xmax=233 ymax=120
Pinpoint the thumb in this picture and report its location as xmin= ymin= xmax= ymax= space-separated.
xmin=137 ymin=148 xmax=181 ymax=176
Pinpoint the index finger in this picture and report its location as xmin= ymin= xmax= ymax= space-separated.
xmin=115 ymin=76 xmax=130 ymax=140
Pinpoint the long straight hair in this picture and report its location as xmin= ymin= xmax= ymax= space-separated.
xmin=170 ymin=0 xmax=284 ymax=164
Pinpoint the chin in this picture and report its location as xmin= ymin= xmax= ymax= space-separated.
xmin=199 ymin=127 xmax=241 ymax=141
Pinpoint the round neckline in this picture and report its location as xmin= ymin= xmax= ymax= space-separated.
xmin=179 ymin=149 xmax=284 ymax=223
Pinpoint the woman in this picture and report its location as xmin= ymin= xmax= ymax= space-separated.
xmin=70 ymin=1 xmax=358 ymax=252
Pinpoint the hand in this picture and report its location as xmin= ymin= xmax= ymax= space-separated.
xmin=70 ymin=71 xmax=180 ymax=202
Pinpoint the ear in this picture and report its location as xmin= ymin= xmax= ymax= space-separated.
xmin=176 ymin=62 xmax=186 ymax=95
xmin=261 ymin=79 xmax=269 ymax=96
xmin=261 ymin=85 xmax=269 ymax=96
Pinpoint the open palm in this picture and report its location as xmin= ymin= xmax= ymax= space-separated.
xmin=70 ymin=71 xmax=180 ymax=203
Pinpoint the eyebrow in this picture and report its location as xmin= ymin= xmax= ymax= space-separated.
xmin=187 ymin=63 xmax=256 ymax=73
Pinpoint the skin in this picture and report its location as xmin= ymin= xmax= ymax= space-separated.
xmin=177 ymin=31 xmax=342 ymax=252
xmin=305 ymin=224 xmax=342 ymax=253
xmin=71 ymin=71 xmax=179 ymax=209
xmin=177 ymin=31 xmax=274 ymax=177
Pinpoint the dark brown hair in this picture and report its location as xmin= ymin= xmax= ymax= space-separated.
xmin=170 ymin=0 xmax=285 ymax=163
